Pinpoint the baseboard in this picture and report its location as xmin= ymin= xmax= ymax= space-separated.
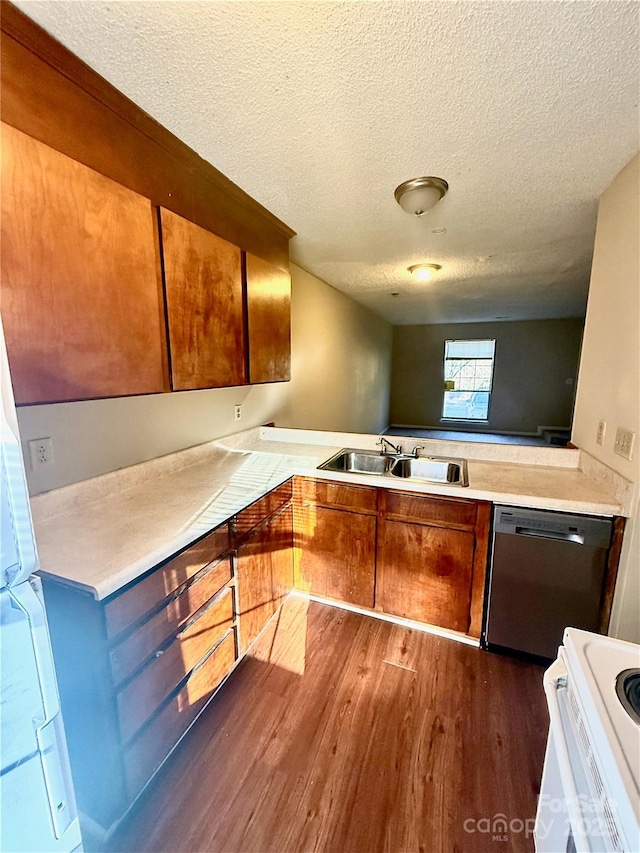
xmin=291 ymin=590 xmax=479 ymax=648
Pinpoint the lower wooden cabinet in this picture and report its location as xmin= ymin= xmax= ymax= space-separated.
xmin=293 ymin=477 xmax=491 ymax=638
xmin=236 ymin=504 xmax=294 ymax=654
xmin=294 ymin=477 xmax=377 ymax=608
xmin=123 ymin=630 xmax=236 ymax=800
xmin=376 ymin=489 xmax=491 ymax=637
xmin=41 ymin=523 xmax=236 ymax=833
xmin=295 ymin=503 xmax=376 ymax=607
xmin=376 ymin=518 xmax=475 ymax=632
xmin=40 ymin=474 xmax=490 ymax=836
xmin=115 ymin=585 xmax=234 ymax=744
xmin=41 ymin=483 xmax=296 ymax=835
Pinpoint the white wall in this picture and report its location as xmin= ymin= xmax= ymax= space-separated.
xmin=17 ymin=263 xmax=392 ymax=495
xmin=572 ymin=153 xmax=640 ymax=643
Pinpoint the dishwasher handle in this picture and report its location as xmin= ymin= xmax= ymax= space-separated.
xmin=514 ymin=526 xmax=585 ymax=545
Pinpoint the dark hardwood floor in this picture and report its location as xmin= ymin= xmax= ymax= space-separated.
xmin=111 ymin=597 xmax=548 ymax=853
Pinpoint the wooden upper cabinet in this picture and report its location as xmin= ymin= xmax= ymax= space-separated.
xmin=245 ymin=252 xmax=291 ymax=383
xmin=0 ymin=123 xmax=169 ymax=404
xmin=159 ymin=208 xmax=247 ymax=390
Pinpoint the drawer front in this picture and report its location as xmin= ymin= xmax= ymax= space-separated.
xmin=110 ymin=557 xmax=232 ymax=686
xmin=299 ymin=477 xmax=378 ymax=514
xmin=235 ymin=480 xmax=293 ymax=540
xmin=105 ymin=524 xmax=230 ymax=639
xmin=116 ymin=586 xmax=234 ymax=743
xmin=382 ymin=490 xmax=477 ymax=530
xmin=123 ymin=629 xmax=236 ymax=800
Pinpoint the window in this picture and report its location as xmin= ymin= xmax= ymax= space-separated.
xmin=442 ymin=339 xmax=496 ymax=421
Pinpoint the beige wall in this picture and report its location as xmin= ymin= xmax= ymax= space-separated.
xmin=390 ymin=319 xmax=583 ymax=434
xmin=17 ymin=263 xmax=392 ymax=495
xmin=572 ymin=153 xmax=640 ymax=643
xmin=273 ymin=265 xmax=392 ymax=433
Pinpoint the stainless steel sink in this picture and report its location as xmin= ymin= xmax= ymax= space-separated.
xmin=318 ymin=449 xmax=391 ymax=475
xmin=389 ymin=456 xmax=469 ymax=486
xmin=318 ymin=448 xmax=469 ymax=486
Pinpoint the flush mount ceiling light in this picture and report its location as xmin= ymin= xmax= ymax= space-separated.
xmin=408 ymin=263 xmax=442 ymax=282
xmin=394 ymin=176 xmax=448 ymax=216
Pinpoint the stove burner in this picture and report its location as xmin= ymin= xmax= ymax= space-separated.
xmin=615 ymin=668 xmax=640 ymax=725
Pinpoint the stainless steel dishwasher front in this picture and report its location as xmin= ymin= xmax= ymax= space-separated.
xmin=484 ymin=506 xmax=613 ymax=659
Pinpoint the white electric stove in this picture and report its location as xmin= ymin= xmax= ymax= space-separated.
xmin=536 ymin=627 xmax=640 ymax=853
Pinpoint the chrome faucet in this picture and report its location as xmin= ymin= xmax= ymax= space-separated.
xmin=410 ymin=445 xmax=425 ymax=458
xmin=376 ymin=437 xmax=403 ymax=456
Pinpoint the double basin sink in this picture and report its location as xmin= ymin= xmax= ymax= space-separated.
xmin=318 ymin=448 xmax=469 ymax=487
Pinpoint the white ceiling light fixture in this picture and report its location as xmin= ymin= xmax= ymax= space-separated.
xmin=394 ymin=176 xmax=449 ymax=216
xmin=408 ymin=263 xmax=442 ymax=282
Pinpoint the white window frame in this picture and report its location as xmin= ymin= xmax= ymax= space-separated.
xmin=441 ymin=339 xmax=496 ymax=423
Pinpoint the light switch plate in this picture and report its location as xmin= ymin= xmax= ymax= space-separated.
xmin=614 ymin=427 xmax=635 ymax=461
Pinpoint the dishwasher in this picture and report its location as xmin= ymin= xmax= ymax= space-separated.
xmin=484 ymin=505 xmax=613 ymax=660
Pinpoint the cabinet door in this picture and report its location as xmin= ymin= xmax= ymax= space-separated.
xmin=160 ymin=208 xmax=246 ymax=390
xmin=236 ymin=507 xmax=293 ymax=654
xmin=376 ymin=518 xmax=475 ymax=632
xmin=271 ymin=506 xmax=294 ymax=612
xmin=246 ymin=252 xmax=291 ymax=383
xmin=295 ymin=504 xmax=376 ymax=608
xmin=1 ymin=123 xmax=168 ymax=404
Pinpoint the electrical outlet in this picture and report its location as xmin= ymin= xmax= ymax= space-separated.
xmin=614 ymin=427 xmax=635 ymax=461
xmin=234 ymin=405 xmax=242 ymax=422
xmin=28 ymin=437 xmax=54 ymax=470
xmin=596 ymin=420 xmax=606 ymax=446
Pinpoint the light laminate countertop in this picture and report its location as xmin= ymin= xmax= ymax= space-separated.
xmin=31 ymin=426 xmax=630 ymax=601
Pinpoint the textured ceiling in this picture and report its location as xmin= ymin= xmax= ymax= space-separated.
xmin=14 ymin=1 xmax=640 ymax=325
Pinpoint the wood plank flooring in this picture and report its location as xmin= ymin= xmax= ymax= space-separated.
xmin=111 ymin=597 xmax=548 ymax=853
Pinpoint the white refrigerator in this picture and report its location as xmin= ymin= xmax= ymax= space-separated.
xmin=0 ymin=320 xmax=82 ymax=853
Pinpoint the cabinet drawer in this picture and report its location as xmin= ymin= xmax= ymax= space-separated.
xmin=105 ymin=524 xmax=230 ymax=639
xmin=382 ymin=490 xmax=477 ymax=530
xmin=110 ymin=557 xmax=232 ymax=685
xmin=123 ymin=630 xmax=236 ymax=800
xmin=299 ymin=477 xmax=378 ymax=514
xmin=116 ymin=586 xmax=234 ymax=743
xmin=235 ymin=480 xmax=293 ymax=540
